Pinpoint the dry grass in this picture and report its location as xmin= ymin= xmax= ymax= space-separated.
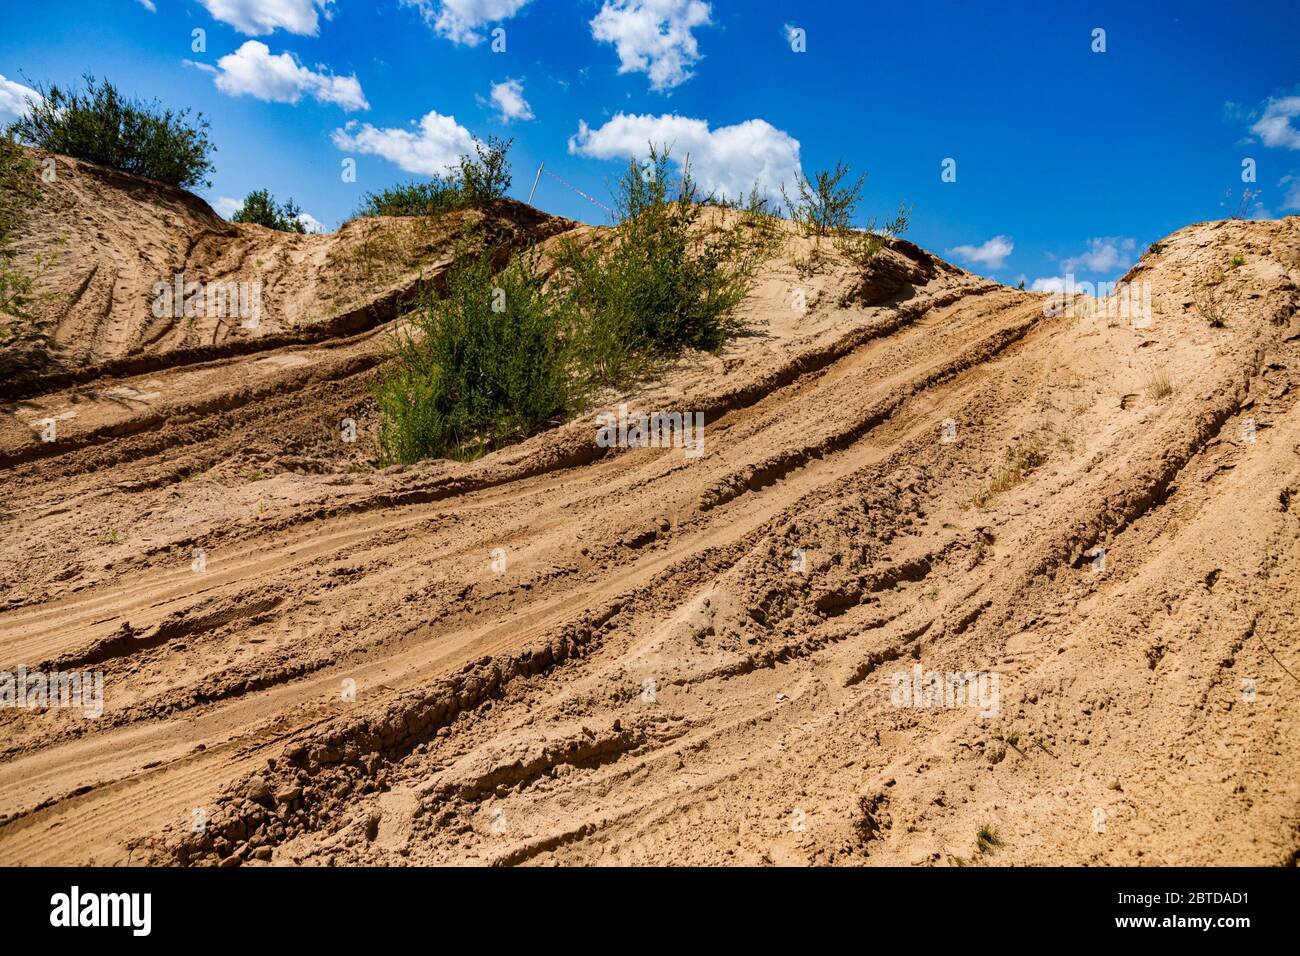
xmin=969 ymin=434 xmax=1051 ymax=509
xmin=1146 ymin=368 xmax=1174 ymax=401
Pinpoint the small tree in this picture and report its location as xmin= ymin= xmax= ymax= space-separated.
xmin=230 ymin=189 xmax=307 ymax=233
xmin=782 ymin=160 xmax=864 ymax=238
xmin=459 ymin=136 xmax=513 ymax=204
xmin=6 ymin=74 xmax=215 ymax=189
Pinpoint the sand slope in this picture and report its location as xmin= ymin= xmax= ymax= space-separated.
xmin=0 ymin=153 xmax=1297 ymax=866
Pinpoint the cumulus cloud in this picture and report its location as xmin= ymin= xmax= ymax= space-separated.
xmin=569 ymin=112 xmax=801 ymax=203
xmin=296 ymin=210 xmax=326 ymax=233
xmin=211 ymin=41 xmax=368 ymax=111
xmin=590 ymin=0 xmax=713 ymax=91
xmin=946 ymin=236 xmax=1013 ymax=271
xmin=1250 ymin=96 xmax=1300 ymax=150
xmin=1060 ymin=236 xmax=1137 ymax=274
xmin=332 ymin=111 xmax=476 ymax=175
xmin=1030 ymin=276 xmax=1067 ymax=293
xmin=486 ymin=78 xmax=533 ymax=123
xmin=0 ymin=73 xmax=40 ymax=123
xmin=401 ymin=0 xmax=533 ymax=45
xmin=199 ymin=0 xmax=333 ymax=36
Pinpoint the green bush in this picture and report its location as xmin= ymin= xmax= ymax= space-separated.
xmin=458 ymin=136 xmax=512 ymax=204
xmin=374 ymin=246 xmax=571 ymax=463
xmin=5 ymin=74 xmax=214 ymax=189
xmin=0 ymin=139 xmax=40 ymax=321
xmin=835 ymin=201 xmax=910 ymax=267
xmin=355 ymin=176 xmax=464 ymax=218
xmin=555 ymin=145 xmax=754 ymax=386
xmin=782 ymin=160 xmax=864 ymax=238
xmin=374 ymin=145 xmax=764 ymax=464
xmin=229 ymin=189 xmax=306 ymax=233
xmin=350 ymin=138 xmax=512 ymax=222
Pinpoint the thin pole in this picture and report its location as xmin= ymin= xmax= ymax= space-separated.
xmin=527 ymin=161 xmax=544 ymax=206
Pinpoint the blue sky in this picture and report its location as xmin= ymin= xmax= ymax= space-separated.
xmin=1 ymin=0 xmax=1298 ymax=288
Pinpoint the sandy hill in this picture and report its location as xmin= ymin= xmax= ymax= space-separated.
xmin=0 ymin=150 xmax=1297 ymax=867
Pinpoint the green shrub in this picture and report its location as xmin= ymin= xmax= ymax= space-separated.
xmin=458 ymin=136 xmax=512 ymax=204
xmin=5 ymin=74 xmax=214 ymax=189
xmin=374 ymin=145 xmax=763 ymax=464
xmin=229 ymin=189 xmax=307 ymax=233
xmin=374 ymin=246 xmax=571 ymax=463
xmin=0 ymin=139 xmax=40 ymax=321
xmin=355 ymin=177 xmax=464 ymax=218
xmin=350 ymin=138 xmax=511 ymax=222
xmin=835 ymin=201 xmax=910 ymax=267
xmin=555 ymin=145 xmax=754 ymax=386
xmin=782 ymin=159 xmax=864 ymax=238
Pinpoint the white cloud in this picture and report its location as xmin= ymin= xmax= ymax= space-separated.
xmin=297 ymin=211 xmax=326 ymax=233
xmin=1251 ymin=96 xmax=1300 ymax=150
xmin=401 ymin=0 xmax=533 ymax=46
xmin=590 ymin=0 xmax=713 ymax=92
xmin=0 ymin=73 xmax=40 ymax=123
xmin=1030 ymin=276 xmax=1067 ymax=293
xmin=213 ymin=196 xmax=243 ymax=218
xmin=212 ymin=41 xmax=368 ymax=111
xmin=332 ymin=111 xmax=476 ymax=175
xmin=1060 ymin=236 xmax=1136 ymax=274
xmin=199 ymin=0 xmax=333 ymax=37
xmin=487 ymin=78 xmax=533 ymax=123
xmin=946 ymin=236 xmax=1013 ymax=271
xmin=136 ymin=0 xmax=157 ymax=12
xmin=569 ymin=112 xmax=801 ymax=203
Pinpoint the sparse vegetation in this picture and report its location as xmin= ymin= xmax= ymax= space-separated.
xmin=350 ymin=137 xmax=512 ymax=223
xmin=0 ymin=137 xmax=39 ymax=322
xmin=1192 ymin=281 xmax=1225 ymax=328
xmin=969 ymin=433 xmax=1051 ymax=509
xmin=458 ymin=136 xmax=513 ymax=205
xmin=375 ymin=145 xmax=764 ymax=463
xmin=835 ymin=201 xmax=911 ymax=268
xmin=554 ymin=145 xmax=757 ymax=387
xmin=782 ymin=159 xmax=864 ymax=239
xmin=1228 ymin=254 xmax=1245 ymax=270
xmin=229 ymin=189 xmax=306 ymax=233
xmin=6 ymin=74 xmax=214 ymax=188
xmin=1146 ymin=242 xmax=1166 ymax=256
xmin=375 ymin=246 xmax=571 ymax=463
xmin=1145 ymin=368 xmax=1174 ymax=401
xmin=354 ymin=177 xmax=464 ymax=218
xmin=976 ymin=824 xmax=1003 ymax=853
xmin=782 ymin=159 xmax=910 ymax=270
